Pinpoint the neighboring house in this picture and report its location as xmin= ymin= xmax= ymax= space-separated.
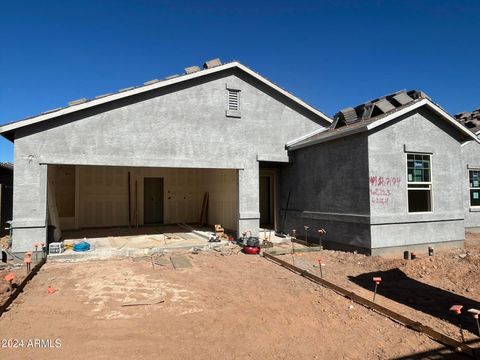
xmin=0 ymin=162 xmax=13 ymax=237
xmin=281 ymin=90 xmax=478 ymax=255
xmin=455 ymin=109 xmax=480 ymax=228
xmin=0 ymin=59 xmax=331 ymax=253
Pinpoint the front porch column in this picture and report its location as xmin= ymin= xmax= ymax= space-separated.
xmin=237 ymin=158 xmax=260 ymax=237
xmin=11 ymin=158 xmax=48 ymax=253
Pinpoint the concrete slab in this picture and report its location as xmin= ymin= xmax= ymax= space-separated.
xmin=48 ymin=225 xmax=227 ymax=262
xmin=170 ymin=255 xmax=193 ymax=269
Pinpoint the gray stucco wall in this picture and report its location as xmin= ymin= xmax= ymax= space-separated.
xmin=368 ymin=108 xmax=465 ymax=252
xmin=282 ymin=107 xmax=466 ymax=255
xmin=10 ymin=68 xmax=328 ymax=252
xmin=461 ymin=139 xmax=480 ymax=228
xmin=280 ymin=133 xmax=371 ymax=251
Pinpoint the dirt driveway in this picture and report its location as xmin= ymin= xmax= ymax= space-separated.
xmin=0 ymin=251 xmax=460 ymax=359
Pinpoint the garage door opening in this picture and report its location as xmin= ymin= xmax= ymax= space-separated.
xmin=47 ymin=165 xmax=238 ymax=250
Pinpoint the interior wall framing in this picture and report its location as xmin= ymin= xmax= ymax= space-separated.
xmin=52 ymin=164 xmax=238 ymax=232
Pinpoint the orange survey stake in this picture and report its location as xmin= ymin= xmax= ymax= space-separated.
xmin=4 ymin=273 xmax=14 ymax=282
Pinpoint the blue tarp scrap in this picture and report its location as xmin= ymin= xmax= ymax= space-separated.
xmin=73 ymin=241 xmax=91 ymax=252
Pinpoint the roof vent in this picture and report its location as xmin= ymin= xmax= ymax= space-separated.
xmin=185 ymin=66 xmax=201 ymax=74
xmin=203 ymin=58 xmax=222 ymax=69
xmin=68 ymin=98 xmax=88 ymax=106
xmin=165 ymin=74 xmax=179 ymax=80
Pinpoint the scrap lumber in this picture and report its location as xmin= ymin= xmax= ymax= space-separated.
xmin=122 ymin=299 xmax=165 ymax=307
xmin=128 ymin=172 xmax=132 ymax=228
xmin=199 ymin=192 xmax=209 ymax=226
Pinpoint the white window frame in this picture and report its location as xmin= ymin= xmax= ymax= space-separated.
xmin=406 ymin=153 xmax=433 ymax=213
xmin=469 ymin=169 xmax=480 ymax=207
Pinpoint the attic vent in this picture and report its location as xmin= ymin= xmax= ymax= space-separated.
xmin=226 ymin=88 xmax=241 ymax=118
xmin=228 ymin=89 xmax=239 ymax=110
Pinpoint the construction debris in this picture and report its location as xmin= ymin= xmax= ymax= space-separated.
xmin=122 ymin=298 xmax=165 ymax=307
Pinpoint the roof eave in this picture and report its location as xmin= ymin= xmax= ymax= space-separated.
xmin=288 ymin=125 xmax=368 ymax=151
xmin=289 ymin=98 xmax=480 ymax=151
xmin=367 ymin=99 xmax=480 ymax=143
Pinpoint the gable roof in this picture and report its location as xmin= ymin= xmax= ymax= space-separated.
xmin=0 ymin=60 xmax=332 ymax=140
xmin=455 ymin=108 xmax=480 ymax=134
xmin=288 ymin=90 xmax=479 ymax=151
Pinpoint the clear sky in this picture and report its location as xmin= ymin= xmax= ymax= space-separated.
xmin=1 ymin=0 xmax=479 ymax=162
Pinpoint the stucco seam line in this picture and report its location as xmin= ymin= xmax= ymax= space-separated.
xmin=370 ymin=218 xmax=464 ymax=226
xmin=371 ymin=239 xmax=464 ymax=250
xmin=300 ymin=211 xmax=371 ymax=224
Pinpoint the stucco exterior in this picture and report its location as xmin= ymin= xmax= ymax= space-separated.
xmin=368 ymin=108 xmax=465 ymax=254
xmin=282 ymin=106 xmax=468 ymax=255
xmin=6 ymin=65 xmax=329 ymax=252
xmin=280 ymin=133 xmax=371 ymax=252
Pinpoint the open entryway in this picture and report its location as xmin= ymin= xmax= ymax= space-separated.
xmin=259 ymin=168 xmax=279 ymax=230
xmin=260 ymin=175 xmax=273 ymax=227
xmin=144 ymin=178 xmax=164 ymax=224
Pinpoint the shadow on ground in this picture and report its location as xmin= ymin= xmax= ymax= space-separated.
xmin=392 ymin=345 xmax=469 ymax=359
xmin=348 ymin=268 xmax=480 ymax=335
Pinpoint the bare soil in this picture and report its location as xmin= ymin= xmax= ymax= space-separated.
xmin=279 ymin=232 xmax=480 ymax=346
xmin=0 ymin=250 xmax=459 ymax=359
xmin=0 ymin=236 xmax=28 ymax=306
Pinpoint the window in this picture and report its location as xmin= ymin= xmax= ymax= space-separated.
xmin=407 ymin=153 xmax=432 ymax=212
xmin=226 ymin=88 xmax=241 ymax=118
xmin=469 ymin=170 xmax=480 ymax=207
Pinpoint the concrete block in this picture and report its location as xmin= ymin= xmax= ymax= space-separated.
xmin=203 ymin=58 xmax=222 ymax=69
xmin=143 ymin=79 xmax=159 ymax=86
xmin=184 ymin=66 xmax=201 ymax=74
xmin=68 ymin=98 xmax=88 ymax=106
xmin=118 ymin=87 xmax=134 ymax=93
xmin=95 ymin=93 xmax=114 ymax=99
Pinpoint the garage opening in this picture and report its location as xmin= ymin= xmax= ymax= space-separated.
xmin=47 ymin=165 xmax=238 ymax=249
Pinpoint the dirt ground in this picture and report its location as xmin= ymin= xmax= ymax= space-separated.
xmin=279 ymin=232 xmax=480 ymax=347
xmin=0 ymin=236 xmax=28 ymax=305
xmin=0 ymin=249 xmax=459 ymax=360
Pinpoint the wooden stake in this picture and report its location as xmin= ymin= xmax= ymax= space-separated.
xmin=199 ymin=192 xmax=209 ymax=226
xmin=135 ymin=180 xmax=139 ymax=229
xmin=128 ymin=171 xmax=132 ymax=228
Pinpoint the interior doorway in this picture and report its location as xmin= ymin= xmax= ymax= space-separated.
xmin=144 ymin=178 xmax=164 ymax=224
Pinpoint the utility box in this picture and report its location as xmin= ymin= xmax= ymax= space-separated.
xmin=49 ymin=242 xmax=64 ymax=254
